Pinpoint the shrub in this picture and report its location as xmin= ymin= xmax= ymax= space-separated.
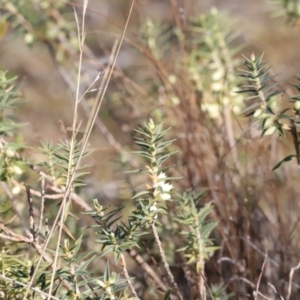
xmin=1 ymin=0 xmax=300 ymax=299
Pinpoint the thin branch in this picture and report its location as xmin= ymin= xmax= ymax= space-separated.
xmin=82 ymin=39 xmax=118 ymax=143
xmin=25 ymin=186 xmax=35 ymax=238
xmin=120 ymin=252 xmax=139 ymax=298
xmin=0 ymin=232 xmax=26 ymax=242
xmin=37 ymin=177 xmax=46 ymax=238
xmin=45 ymin=217 xmax=49 ymax=238
xmin=151 ymin=223 xmax=184 ymax=300
xmin=257 ymin=292 xmax=273 ymax=300
xmin=194 ymin=212 xmax=207 ymax=300
xmin=287 ymin=261 xmax=300 ymax=300
xmin=268 ymin=283 xmax=285 ymax=300
xmin=127 ymin=248 xmax=168 ymax=292
xmin=254 ymin=252 xmax=267 ymax=300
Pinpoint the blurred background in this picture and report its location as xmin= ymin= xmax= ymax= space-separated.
xmin=2 ymin=0 xmax=300 ymax=143
xmin=2 ymin=0 xmax=300 ymax=298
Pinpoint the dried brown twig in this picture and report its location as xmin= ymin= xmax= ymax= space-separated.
xmin=254 ymin=252 xmax=268 ymax=300
xmin=287 ymin=261 xmax=300 ymax=300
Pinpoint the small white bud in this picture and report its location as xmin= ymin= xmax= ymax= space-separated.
xmin=13 ymin=166 xmax=23 ymax=175
xmin=212 ymin=68 xmax=225 ymax=81
xmin=264 ymin=126 xmax=276 ymax=136
xmin=253 ymin=109 xmax=263 ymax=118
xmin=148 ymin=119 xmax=155 ymax=130
xmin=295 ymin=101 xmax=300 ymax=110
xmin=264 ymin=117 xmax=274 ymax=128
xmin=24 ymin=33 xmax=34 ymax=44
xmin=5 ymin=149 xmax=15 ymax=158
xmin=168 ymin=75 xmax=177 ymax=84
xmin=211 ymin=82 xmax=223 ymax=92
xmin=12 ymin=185 xmax=21 ymax=195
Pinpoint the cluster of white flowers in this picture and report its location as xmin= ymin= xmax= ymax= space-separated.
xmin=150 ymin=172 xmax=173 ymax=219
xmin=252 ymin=96 xmax=283 ymax=136
xmin=154 ymin=172 xmax=173 ymax=201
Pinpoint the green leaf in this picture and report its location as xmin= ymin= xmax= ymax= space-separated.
xmin=132 ymin=190 xmax=150 ymax=199
xmin=104 ymin=262 xmax=110 ymax=282
xmin=272 ymin=154 xmax=296 ymax=171
xmin=265 ymin=105 xmax=275 ymax=115
xmin=75 ymin=254 xmax=96 ymax=273
xmin=238 ymin=102 xmax=260 ymax=116
xmin=163 ymin=288 xmax=172 ymax=300
xmin=135 ymin=141 xmax=151 ymax=149
xmin=265 ymin=90 xmax=282 ymax=102
xmin=278 ymin=114 xmax=292 ymax=120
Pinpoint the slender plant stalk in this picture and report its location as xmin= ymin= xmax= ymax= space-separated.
xmin=287 ymin=261 xmax=300 ymax=300
xmin=254 ymin=253 xmax=267 ymax=300
xmin=151 ymin=223 xmax=184 ymax=300
xmin=48 ymin=148 xmax=56 ymax=183
xmin=82 ymin=40 xmax=117 ymax=143
xmin=224 ymin=105 xmax=240 ymax=171
xmin=37 ymin=177 xmax=45 ymax=238
xmin=127 ymin=248 xmax=168 ymax=292
xmin=47 ymin=1 xmax=89 ymax=298
xmin=194 ymin=216 xmax=207 ymax=300
xmin=120 ymin=253 xmax=139 ymax=298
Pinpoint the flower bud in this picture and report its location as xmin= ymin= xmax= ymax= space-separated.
xmin=264 ymin=126 xmax=276 ymax=136
xmin=12 ymin=185 xmax=21 ymax=195
xmin=13 ymin=166 xmax=23 ymax=175
xmin=148 ymin=119 xmax=155 ymax=130
xmin=264 ymin=117 xmax=274 ymax=128
xmin=253 ymin=109 xmax=263 ymax=118
xmin=294 ymin=101 xmax=300 ymax=110
xmin=5 ymin=149 xmax=15 ymax=158
xmin=212 ymin=68 xmax=225 ymax=81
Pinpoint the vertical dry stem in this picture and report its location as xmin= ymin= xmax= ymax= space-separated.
xmin=37 ymin=177 xmax=45 ymax=239
xmin=287 ymin=261 xmax=300 ymax=300
xmin=254 ymin=253 xmax=267 ymax=300
xmin=151 ymin=223 xmax=184 ymax=300
xmin=120 ymin=253 xmax=139 ymax=298
xmin=194 ymin=217 xmax=206 ymax=300
xmin=25 ymin=186 xmax=35 ymax=238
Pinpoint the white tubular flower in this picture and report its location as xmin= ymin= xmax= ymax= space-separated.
xmin=150 ymin=205 xmax=158 ymax=219
xmin=155 ymin=172 xmax=173 ymax=200
xmin=157 ymin=172 xmax=168 ymax=182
